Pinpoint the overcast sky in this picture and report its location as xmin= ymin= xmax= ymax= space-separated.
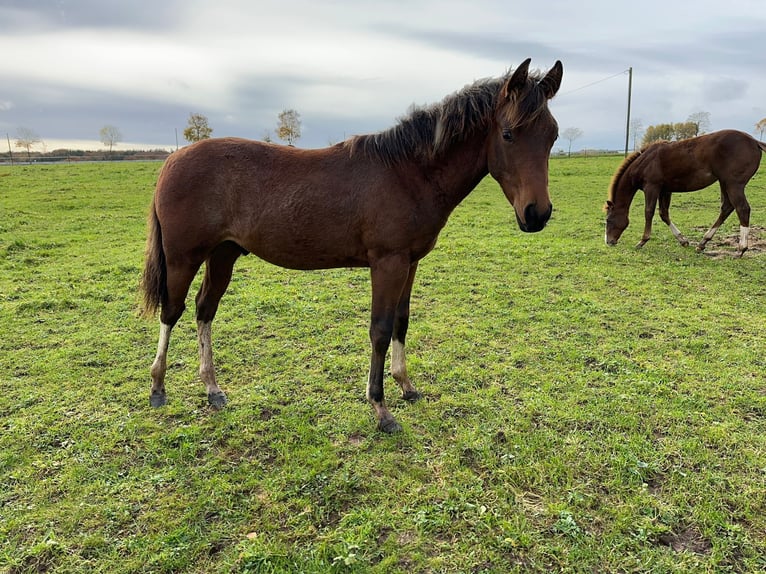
xmin=1 ymin=0 xmax=765 ymax=152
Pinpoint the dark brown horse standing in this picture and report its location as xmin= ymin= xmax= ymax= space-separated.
xmin=141 ymin=58 xmax=563 ymax=433
xmin=605 ymin=129 xmax=766 ymax=256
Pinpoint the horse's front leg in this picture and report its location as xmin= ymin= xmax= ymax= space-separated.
xmin=636 ymin=188 xmax=659 ymax=248
xmin=391 ymin=262 xmax=422 ymax=402
xmin=368 ymin=254 xmax=411 ymax=433
xmin=658 ymin=192 xmax=689 ymax=247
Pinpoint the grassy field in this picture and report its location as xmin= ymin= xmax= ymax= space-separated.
xmin=1 ymin=156 xmax=765 ymax=573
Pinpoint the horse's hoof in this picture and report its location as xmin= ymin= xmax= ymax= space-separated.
xmin=378 ymin=418 xmax=403 ymax=434
xmin=680 ymin=240 xmax=690 ymax=248
xmin=402 ymin=390 xmax=423 ymax=402
xmin=150 ymin=392 xmax=167 ymax=408
xmin=696 ymin=244 xmax=706 ymax=252
xmin=208 ymin=391 xmax=228 ymax=409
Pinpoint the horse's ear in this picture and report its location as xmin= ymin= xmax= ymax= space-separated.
xmin=539 ymin=60 xmax=563 ymax=99
xmin=503 ymin=58 xmax=532 ymax=100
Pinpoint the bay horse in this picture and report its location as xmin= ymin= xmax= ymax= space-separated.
xmin=605 ymin=129 xmax=766 ymax=256
xmin=141 ymin=58 xmax=563 ymax=433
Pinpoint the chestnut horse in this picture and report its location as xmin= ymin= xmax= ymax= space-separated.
xmin=141 ymin=58 xmax=563 ymax=433
xmin=605 ymin=129 xmax=766 ymax=256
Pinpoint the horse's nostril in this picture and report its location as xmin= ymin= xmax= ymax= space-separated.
xmin=521 ymin=203 xmax=552 ymax=232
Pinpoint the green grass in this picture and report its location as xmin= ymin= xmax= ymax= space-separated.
xmin=1 ymin=157 xmax=765 ymax=573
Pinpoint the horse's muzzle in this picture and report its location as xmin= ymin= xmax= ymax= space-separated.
xmin=517 ymin=203 xmax=552 ymax=233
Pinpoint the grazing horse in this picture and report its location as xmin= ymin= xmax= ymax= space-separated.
xmin=605 ymin=130 xmax=766 ymax=256
xmin=141 ymin=58 xmax=563 ymax=433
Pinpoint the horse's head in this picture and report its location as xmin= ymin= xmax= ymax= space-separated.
xmin=604 ymin=200 xmax=629 ymax=245
xmin=488 ymin=58 xmax=563 ymax=232
xmin=604 ymin=150 xmax=642 ymax=245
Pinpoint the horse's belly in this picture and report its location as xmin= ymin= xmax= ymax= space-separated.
xmin=242 ymin=235 xmax=369 ymax=270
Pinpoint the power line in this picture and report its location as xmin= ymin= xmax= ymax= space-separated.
xmin=560 ymin=69 xmax=631 ymax=96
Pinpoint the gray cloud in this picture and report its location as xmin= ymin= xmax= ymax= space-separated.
xmin=1 ymin=0 xmax=764 ymax=151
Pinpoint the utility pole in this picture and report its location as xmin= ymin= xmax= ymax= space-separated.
xmin=624 ymin=67 xmax=633 ymax=156
xmin=6 ymin=133 xmax=13 ymax=165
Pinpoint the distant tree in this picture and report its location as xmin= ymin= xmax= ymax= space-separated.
xmin=642 ymin=124 xmax=673 ymax=146
xmin=276 ymin=109 xmax=301 ymax=146
xmin=756 ymin=118 xmax=766 ymax=140
xmin=686 ymin=111 xmax=711 ymax=136
xmin=15 ymin=127 xmax=41 ymax=161
xmin=183 ymin=113 xmax=213 ymax=143
xmin=674 ymin=121 xmax=699 ymax=140
xmin=261 ymin=130 xmax=272 ymax=143
xmin=99 ymin=125 xmax=122 ymax=156
xmin=561 ymin=127 xmax=583 ymax=157
xmin=630 ymin=118 xmax=643 ymax=151
xmin=642 ymin=121 xmax=709 ymax=147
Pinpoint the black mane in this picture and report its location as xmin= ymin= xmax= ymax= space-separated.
xmin=346 ymin=68 xmax=551 ymax=166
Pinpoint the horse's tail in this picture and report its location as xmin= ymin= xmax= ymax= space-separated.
xmin=140 ymin=197 xmax=167 ymax=317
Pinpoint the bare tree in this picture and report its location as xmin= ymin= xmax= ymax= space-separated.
xmin=183 ymin=113 xmax=213 ymax=143
xmin=15 ymin=127 xmax=41 ymax=162
xmin=561 ymin=127 xmax=583 ymax=157
xmin=276 ymin=109 xmax=301 ymax=146
xmin=756 ymin=118 xmax=766 ymax=140
xmin=99 ymin=125 xmax=122 ymax=156
xmin=630 ymin=118 xmax=644 ymax=151
xmin=686 ymin=111 xmax=711 ymax=136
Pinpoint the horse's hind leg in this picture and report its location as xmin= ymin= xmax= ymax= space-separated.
xmin=658 ymin=192 xmax=689 ymax=247
xmin=727 ymin=184 xmax=751 ymax=256
xmin=195 ymin=241 xmax=242 ymax=408
xmin=697 ymin=187 xmax=736 ymax=253
xmin=150 ymin=262 xmax=200 ymax=407
xmin=391 ymin=261 xmax=422 ymax=402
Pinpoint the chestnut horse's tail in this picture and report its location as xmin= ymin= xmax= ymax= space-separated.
xmin=140 ymin=197 xmax=167 ymax=317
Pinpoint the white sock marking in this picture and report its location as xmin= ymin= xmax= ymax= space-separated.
xmin=740 ymin=226 xmax=750 ymax=249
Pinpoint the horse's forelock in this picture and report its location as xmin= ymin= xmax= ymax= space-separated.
xmin=503 ymin=70 xmax=551 ymax=129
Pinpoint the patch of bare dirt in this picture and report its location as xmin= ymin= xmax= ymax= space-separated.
xmin=697 ymin=225 xmax=766 ymax=259
xmin=658 ymin=525 xmax=712 ymax=555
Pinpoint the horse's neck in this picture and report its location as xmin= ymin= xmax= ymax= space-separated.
xmin=415 ymin=133 xmax=489 ymax=208
xmin=612 ymin=167 xmax=640 ymax=210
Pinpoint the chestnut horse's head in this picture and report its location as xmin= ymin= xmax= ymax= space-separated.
xmin=604 ymin=200 xmax=629 ymax=245
xmin=603 ymin=149 xmax=643 ymax=245
xmin=487 ymin=58 xmax=563 ymax=232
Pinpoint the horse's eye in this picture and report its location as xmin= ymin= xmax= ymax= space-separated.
xmin=502 ymin=128 xmax=513 ymax=142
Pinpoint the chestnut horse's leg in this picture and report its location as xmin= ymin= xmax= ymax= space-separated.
xmin=658 ymin=192 xmax=690 ymax=247
xmin=637 ymin=186 xmax=659 ymax=248
xmin=368 ymin=254 xmax=412 ymax=433
xmin=194 ymin=242 xmax=243 ymax=408
xmin=696 ymin=185 xmax=749 ymax=254
xmin=391 ymin=261 xmax=422 ymax=401
xmin=150 ymin=261 xmax=200 ymax=407
xmin=727 ymin=184 xmax=751 ymax=257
